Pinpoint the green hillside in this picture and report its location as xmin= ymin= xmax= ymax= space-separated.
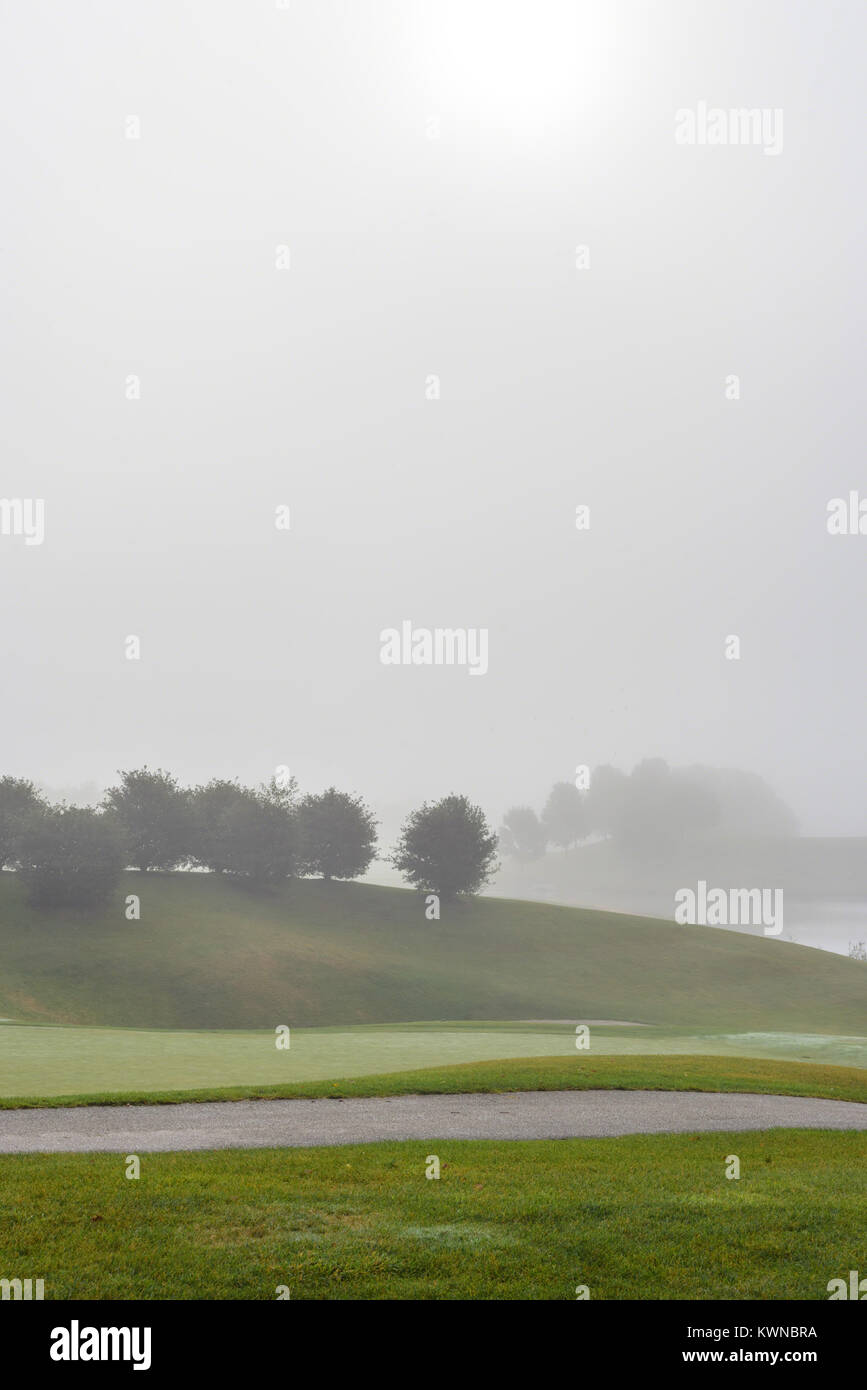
xmin=0 ymin=873 xmax=863 ymax=1032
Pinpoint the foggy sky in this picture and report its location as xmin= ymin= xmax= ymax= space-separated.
xmin=1 ymin=0 xmax=864 ymax=836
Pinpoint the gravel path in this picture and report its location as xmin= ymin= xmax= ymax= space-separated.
xmin=1 ymin=1090 xmax=866 ymax=1153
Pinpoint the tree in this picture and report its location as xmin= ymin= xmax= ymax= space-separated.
xmin=586 ymin=760 xmax=799 ymax=847
xmin=680 ymin=765 xmax=796 ymax=838
xmin=0 ymin=777 xmax=45 ymax=868
xmin=16 ymin=806 xmax=125 ymax=910
xmin=586 ymin=764 xmax=629 ymax=838
xmin=391 ymin=794 xmax=499 ymax=900
xmin=188 ymin=780 xmax=249 ymax=873
xmin=298 ymin=788 xmax=378 ymax=881
xmin=616 ymin=759 xmax=718 ymax=848
xmin=189 ymin=779 xmax=296 ymax=881
xmin=219 ymin=792 xmax=297 ymax=882
xmin=103 ymin=767 xmax=190 ymax=871
xmin=540 ymin=782 xmax=587 ymax=850
xmin=498 ymin=806 xmax=547 ymax=862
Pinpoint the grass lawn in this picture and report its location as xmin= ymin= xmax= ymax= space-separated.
xmin=1 ymin=873 xmax=864 ymax=1032
xmin=1 ymin=1130 xmax=863 ymax=1299
xmin=3 ymin=1019 xmax=867 ymax=1105
xmin=2 ymin=1049 xmax=867 ymax=1110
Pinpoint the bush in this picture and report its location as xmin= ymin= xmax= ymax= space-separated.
xmin=392 ymin=794 xmax=498 ymax=900
xmin=498 ymin=806 xmax=547 ymax=862
xmin=17 ymin=806 xmax=126 ymax=910
xmin=0 ymin=776 xmax=46 ymax=868
xmin=103 ymin=767 xmax=191 ymax=871
xmin=189 ymin=779 xmax=296 ymax=881
xmin=298 ymin=788 xmax=378 ymax=881
xmin=540 ymin=782 xmax=587 ymax=850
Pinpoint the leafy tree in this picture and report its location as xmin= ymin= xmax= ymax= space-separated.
xmin=667 ymin=773 xmax=720 ymax=839
xmin=298 ymin=788 xmax=377 ymax=881
xmin=540 ymin=782 xmax=587 ymax=850
xmin=586 ymin=763 xmax=629 ymax=838
xmin=680 ymin=765 xmax=796 ymax=838
xmin=17 ymin=806 xmax=126 ymax=910
xmin=188 ymin=780 xmax=249 ymax=873
xmin=103 ymin=767 xmax=190 ymax=870
xmin=616 ymin=759 xmax=718 ymax=848
xmin=586 ymin=760 xmax=797 ymax=848
xmin=262 ymin=773 xmax=299 ymax=811
xmin=392 ymin=794 xmax=498 ymax=900
xmin=498 ymin=806 xmax=547 ymax=862
xmin=189 ymin=779 xmax=296 ymax=881
xmin=220 ymin=790 xmax=297 ymax=882
xmin=0 ymin=777 xmax=45 ymax=868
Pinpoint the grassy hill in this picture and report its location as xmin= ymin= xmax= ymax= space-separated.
xmin=0 ymin=873 xmax=864 ymax=1032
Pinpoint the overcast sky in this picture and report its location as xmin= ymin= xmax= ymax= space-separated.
xmin=1 ymin=0 xmax=864 ymax=835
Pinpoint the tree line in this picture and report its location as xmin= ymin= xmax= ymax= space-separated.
xmin=0 ymin=758 xmax=794 ymax=911
xmin=498 ymin=759 xmax=797 ymax=861
xmin=0 ymin=771 xmax=498 ymax=911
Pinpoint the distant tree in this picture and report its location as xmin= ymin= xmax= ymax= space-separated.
xmin=615 ymin=758 xmax=676 ymax=847
xmin=669 ymin=773 xmax=720 ymax=838
xmin=583 ymin=759 xmax=721 ymax=849
xmin=680 ymin=765 xmax=797 ymax=838
xmin=220 ymin=792 xmax=297 ymax=882
xmin=615 ymin=759 xmax=718 ymax=848
xmin=103 ymin=768 xmax=190 ymax=871
xmin=298 ymin=788 xmax=378 ymax=881
xmin=392 ymin=794 xmax=499 ymax=900
xmin=498 ymin=806 xmax=547 ymax=862
xmin=189 ymin=779 xmax=297 ymax=881
xmin=17 ymin=806 xmax=125 ymax=910
xmin=0 ymin=777 xmax=46 ymax=868
xmin=585 ymin=759 xmax=799 ymax=848
xmin=586 ymin=764 xmax=629 ymax=838
xmin=540 ymin=782 xmax=587 ymax=850
xmin=188 ymin=780 xmax=249 ymax=873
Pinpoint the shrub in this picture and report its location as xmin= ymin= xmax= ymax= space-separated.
xmin=392 ymin=794 xmax=498 ymax=900
xmin=17 ymin=806 xmax=126 ymax=910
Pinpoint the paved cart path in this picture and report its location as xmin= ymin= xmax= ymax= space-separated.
xmin=1 ymin=1090 xmax=866 ymax=1153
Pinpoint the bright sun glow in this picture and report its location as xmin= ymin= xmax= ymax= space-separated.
xmin=426 ymin=0 xmax=617 ymax=138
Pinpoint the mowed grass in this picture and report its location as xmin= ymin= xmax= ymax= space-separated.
xmin=1 ymin=1131 xmax=863 ymax=1299
xmin=3 ymin=1022 xmax=867 ymax=1106
xmin=0 ymin=1019 xmax=598 ymax=1101
xmin=3 ymin=1054 xmax=867 ymax=1109
xmin=0 ymin=873 xmax=865 ymax=1032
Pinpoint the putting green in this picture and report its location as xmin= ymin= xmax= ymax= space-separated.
xmin=2 ymin=1019 xmax=867 ymax=1100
